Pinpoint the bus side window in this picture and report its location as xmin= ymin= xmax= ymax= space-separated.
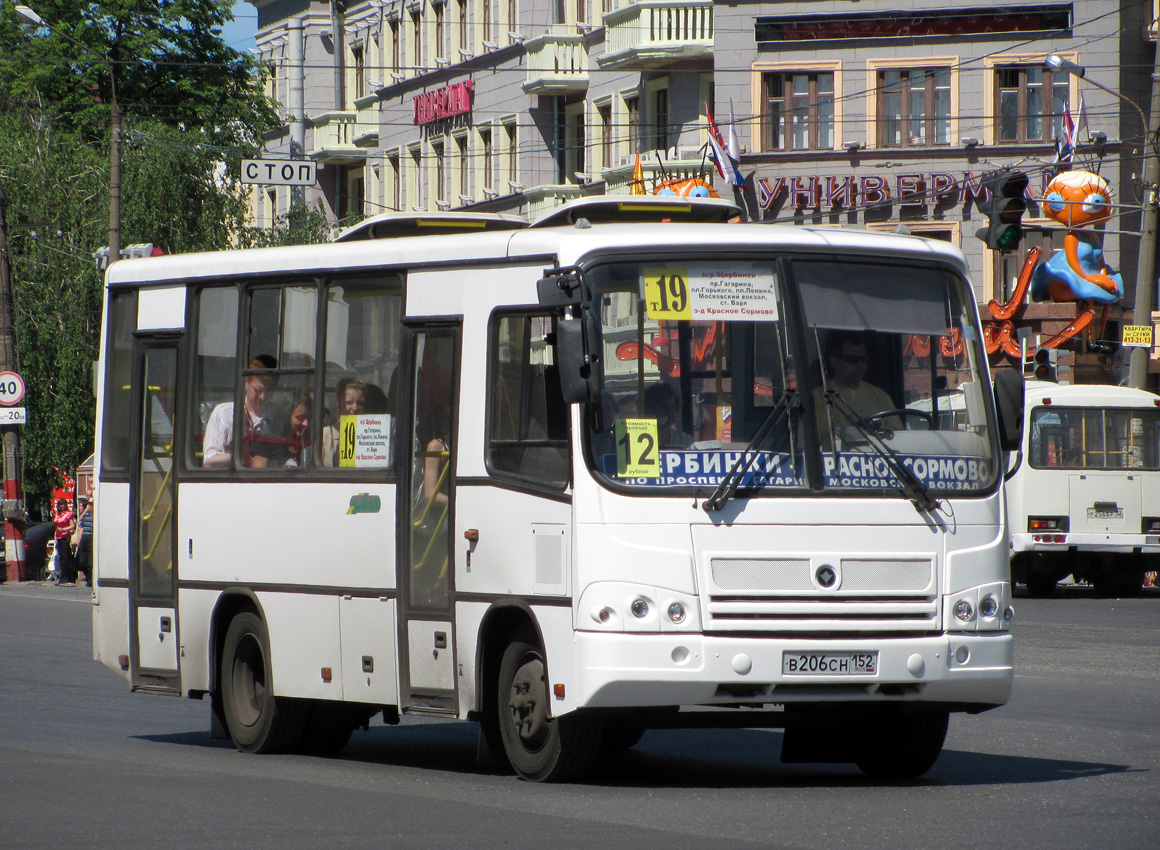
xmin=191 ymin=286 xmax=239 ymax=469
xmin=321 ymin=279 xmax=403 ymax=470
xmin=487 ymin=313 xmax=569 ymax=487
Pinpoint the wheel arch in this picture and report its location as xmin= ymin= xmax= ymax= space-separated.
xmin=209 ymin=589 xmax=267 ymax=696
xmin=470 ymin=601 xmax=544 ymax=719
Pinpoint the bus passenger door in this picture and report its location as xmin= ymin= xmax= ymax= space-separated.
xmin=128 ymin=339 xmax=181 ymax=694
xmin=398 ymin=324 xmax=459 ymax=713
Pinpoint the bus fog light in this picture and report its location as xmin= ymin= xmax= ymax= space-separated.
xmin=630 ymin=598 xmax=649 ymax=619
xmin=666 ymin=602 xmax=686 ymax=624
xmin=592 ymin=606 xmax=616 ymax=624
xmin=954 ymin=600 xmax=974 ymax=622
xmin=954 ymin=646 xmax=970 ymax=664
xmin=980 ymin=595 xmax=998 ymax=618
xmin=1003 ymin=605 xmax=1015 ymax=624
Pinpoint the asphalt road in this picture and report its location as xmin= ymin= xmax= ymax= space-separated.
xmin=1 ymin=580 xmax=1157 ymax=850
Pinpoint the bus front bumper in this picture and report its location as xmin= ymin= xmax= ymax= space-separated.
xmin=568 ymin=631 xmax=1013 ymax=712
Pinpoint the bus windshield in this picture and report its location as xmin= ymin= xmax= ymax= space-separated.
xmin=1029 ymin=406 xmax=1160 ymax=469
xmin=583 ymin=256 xmax=999 ymax=498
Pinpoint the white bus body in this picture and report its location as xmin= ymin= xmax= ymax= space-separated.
xmin=1007 ymin=380 xmax=1160 ymax=596
xmin=91 ymin=199 xmax=1020 ymax=781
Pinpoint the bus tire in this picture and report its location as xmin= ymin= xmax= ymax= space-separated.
xmin=855 ymin=709 xmax=948 ymax=780
xmin=1025 ymin=573 xmax=1058 ymax=598
xmin=299 ymin=701 xmax=356 ymax=755
xmin=497 ymin=627 xmax=601 ymax=782
xmin=221 ymin=612 xmax=306 ymax=754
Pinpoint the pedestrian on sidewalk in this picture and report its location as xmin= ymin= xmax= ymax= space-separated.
xmin=52 ymin=498 xmax=77 ymax=586
xmin=76 ymin=496 xmax=93 ymax=586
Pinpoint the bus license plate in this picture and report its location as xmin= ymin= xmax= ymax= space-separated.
xmin=782 ymin=651 xmax=878 ymax=676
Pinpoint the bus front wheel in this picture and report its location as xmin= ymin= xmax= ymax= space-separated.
xmin=855 ymin=709 xmax=948 ymax=780
xmin=221 ymin=612 xmax=307 ymax=754
xmin=497 ymin=627 xmax=602 ymax=782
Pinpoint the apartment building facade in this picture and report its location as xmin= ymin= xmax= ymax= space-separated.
xmin=248 ymin=1 xmax=1157 ymax=381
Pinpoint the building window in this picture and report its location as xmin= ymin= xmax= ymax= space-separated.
xmin=507 ymin=0 xmax=517 ymax=43
xmin=505 ymin=120 xmax=517 ymax=186
xmin=351 ymin=43 xmax=365 ymax=104
xmin=458 ymin=0 xmax=468 ymax=52
xmin=481 ymin=0 xmax=492 ymax=45
xmin=433 ymin=140 xmax=446 ymax=204
xmin=597 ymin=101 xmax=612 ymax=172
xmin=624 ymin=94 xmax=640 ymax=154
xmin=878 ymin=68 xmax=950 ymax=146
xmin=764 ymin=72 xmax=834 ymax=151
xmin=411 ymin=12 xmax=422 ymax=72
xmin=651 ymin=85 xmax=669 ymax=152
xmin=997 ymin=65 xmax=1068 ymax=143
xmin=389 ymin=154 xmax=401 ymax=211
xmin=563 ymin=100 xmax=585 ymax=182
xmin=390 ymin=20 xmax=401 ymax=74
xmin=479 ymin=127 xmax=493 ymax=191
xmin=456 ymin=134 xmax=469 ymax=200
xmin=409 ymin=144 xmax=423 ymax=207
xmin=435 ymin=3 xmax=446 ymax=61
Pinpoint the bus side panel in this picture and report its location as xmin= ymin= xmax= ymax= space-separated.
xmin=263 ymin=592 xmax=343 ymax=699
xmin=454 ymin=486 xmax=572 ymax=598
xmin=1144 ymin=474 xmax=1160 ymax=524
xmin=178 ymin=482 xmax=396 ymax=588
xmin=175 ymin=588 xmax=218 ymax=693
xmin=339 ymin=597 xmax=398 ymax=705
xmin=93 ymin=481 xmax=131 ymax=677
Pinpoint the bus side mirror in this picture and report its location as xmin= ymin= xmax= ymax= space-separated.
xmin=993 ymin=369 xmax=1025 ymax=452
xmin=555 ymin=317 xmax=602 ymax=404
xmin=537 ymin=268 xmax=583 ymax=307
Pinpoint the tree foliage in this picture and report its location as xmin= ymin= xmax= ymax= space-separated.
xmin=0 ymin=1 xmax=329 ymax=516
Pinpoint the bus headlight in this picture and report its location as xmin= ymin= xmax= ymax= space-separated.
xmin=630 ymin=598 xmax=650 ymax=618
xmin=979 ymin=595 xmax=999 ymax=618
xmin=954 ymin=599 xmax=974 ymax=622
xmin=667 ymin=602 xmax=686 ymax=624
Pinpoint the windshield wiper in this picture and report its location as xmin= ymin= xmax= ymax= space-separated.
xmin=825 ymin=391 xmax=938 ymax=514
xmin=703 ymin=390 xmax=797 ymax=513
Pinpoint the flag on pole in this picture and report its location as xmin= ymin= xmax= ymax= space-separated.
xmin=630 ymin=150 xmax=646 ymax=195
xmin=706 ymin=106 xmax=744 ymax=188
xmin=1055 ymin=91 xmax=1087 ymax=165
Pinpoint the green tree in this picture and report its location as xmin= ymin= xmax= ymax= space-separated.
xmin=0 ymin=1 xmax=328 ymax=515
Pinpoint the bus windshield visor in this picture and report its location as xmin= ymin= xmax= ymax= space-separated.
xmin=583 ymin=257 xmax=1000 ymax=498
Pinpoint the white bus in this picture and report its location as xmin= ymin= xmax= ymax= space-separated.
xmin=92 ymin=197 xmax=1023 ymax=781
xmin=1007 ymin=380 xmax=1160 ymax=596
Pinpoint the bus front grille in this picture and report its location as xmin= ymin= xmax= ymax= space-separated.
xmin=705 ymin=556 xmax=939 ymax=633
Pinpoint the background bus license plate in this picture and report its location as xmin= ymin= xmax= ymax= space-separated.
xmin=783 ymin=651 xmax=878 ymax=675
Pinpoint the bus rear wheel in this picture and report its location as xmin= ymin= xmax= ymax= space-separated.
xmin=497 ymin=627 xmax=602 ymax=782
xmin=855 ymin=709 xmax=948 ymax=780
xmin=221 ymin=612 xmax=307 ymax=754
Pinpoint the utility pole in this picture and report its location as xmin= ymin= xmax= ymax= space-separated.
xmin=1129 ymin=42 xmax=1160 ymax=390
xmin=0 ymin=182 xmax=27 ymax=582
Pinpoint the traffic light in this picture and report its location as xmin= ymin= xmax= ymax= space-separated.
xmin=975 ymin=170 xmax=1030 ymax=252
xmin=1033 ymin=347 xmax=1058 ymax=382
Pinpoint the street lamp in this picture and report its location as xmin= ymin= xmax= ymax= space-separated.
xmin=15 ymin=4 xmax=121 ymax=266
xmin=1046 ymin=53 xmax=1160 ymax=390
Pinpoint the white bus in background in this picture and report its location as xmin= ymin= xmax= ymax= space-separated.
xmin=91 ymin=197 xmax=1024 ymax=782
xmin=1007 ymin=380 xmax=1160 ymax=596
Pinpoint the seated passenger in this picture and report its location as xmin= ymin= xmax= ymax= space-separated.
xmin=321 ymin=378 xmax=366 ymax=467
xmin=250 ymin=394 xmax=313 ymax=468
xmin=202 ymin=355 xmax=278 ymax=468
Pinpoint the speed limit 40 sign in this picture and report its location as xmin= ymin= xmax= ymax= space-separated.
xmin=0 ymin=371 xmax=26 ymax=406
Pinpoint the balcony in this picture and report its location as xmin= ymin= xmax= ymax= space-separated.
xmin=524 ymin=183 xmax=587 ymax=219
xmin=353 ymin=95 xmax=380 ymax=147
xmin=308 ymin=112 xmax=367 ymax=164
xmin=599 ymin=0 xmax=713 ymax=70
xmin=523 ymin=34 xmax=589 ymax=95
xmin=603 ymin=147 xmax=717 ymax=195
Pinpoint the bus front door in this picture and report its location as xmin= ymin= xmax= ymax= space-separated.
xmin=128 ymin=340 xmax=181 ymax=694
xmin=398 ymin=324 xmax=460 ymax=713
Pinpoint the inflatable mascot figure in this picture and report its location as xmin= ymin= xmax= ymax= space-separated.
xmin=1030 ymin=169 xmax=1123 ymax=344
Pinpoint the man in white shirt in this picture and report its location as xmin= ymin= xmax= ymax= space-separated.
xmin=203 ymin=355 xmax=278 ymax=467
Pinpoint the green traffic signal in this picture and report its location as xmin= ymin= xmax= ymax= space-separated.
xmin=975 ymin=169 xmax=1030 ymax=252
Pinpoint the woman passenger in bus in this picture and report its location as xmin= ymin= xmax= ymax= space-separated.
xmin=202 ymin=355 xmax=278 ymax=468
xmin=250 ymin=394 xmax=313 ymax=468
xmin=321 ymin=378 xmax=367 ymax=467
